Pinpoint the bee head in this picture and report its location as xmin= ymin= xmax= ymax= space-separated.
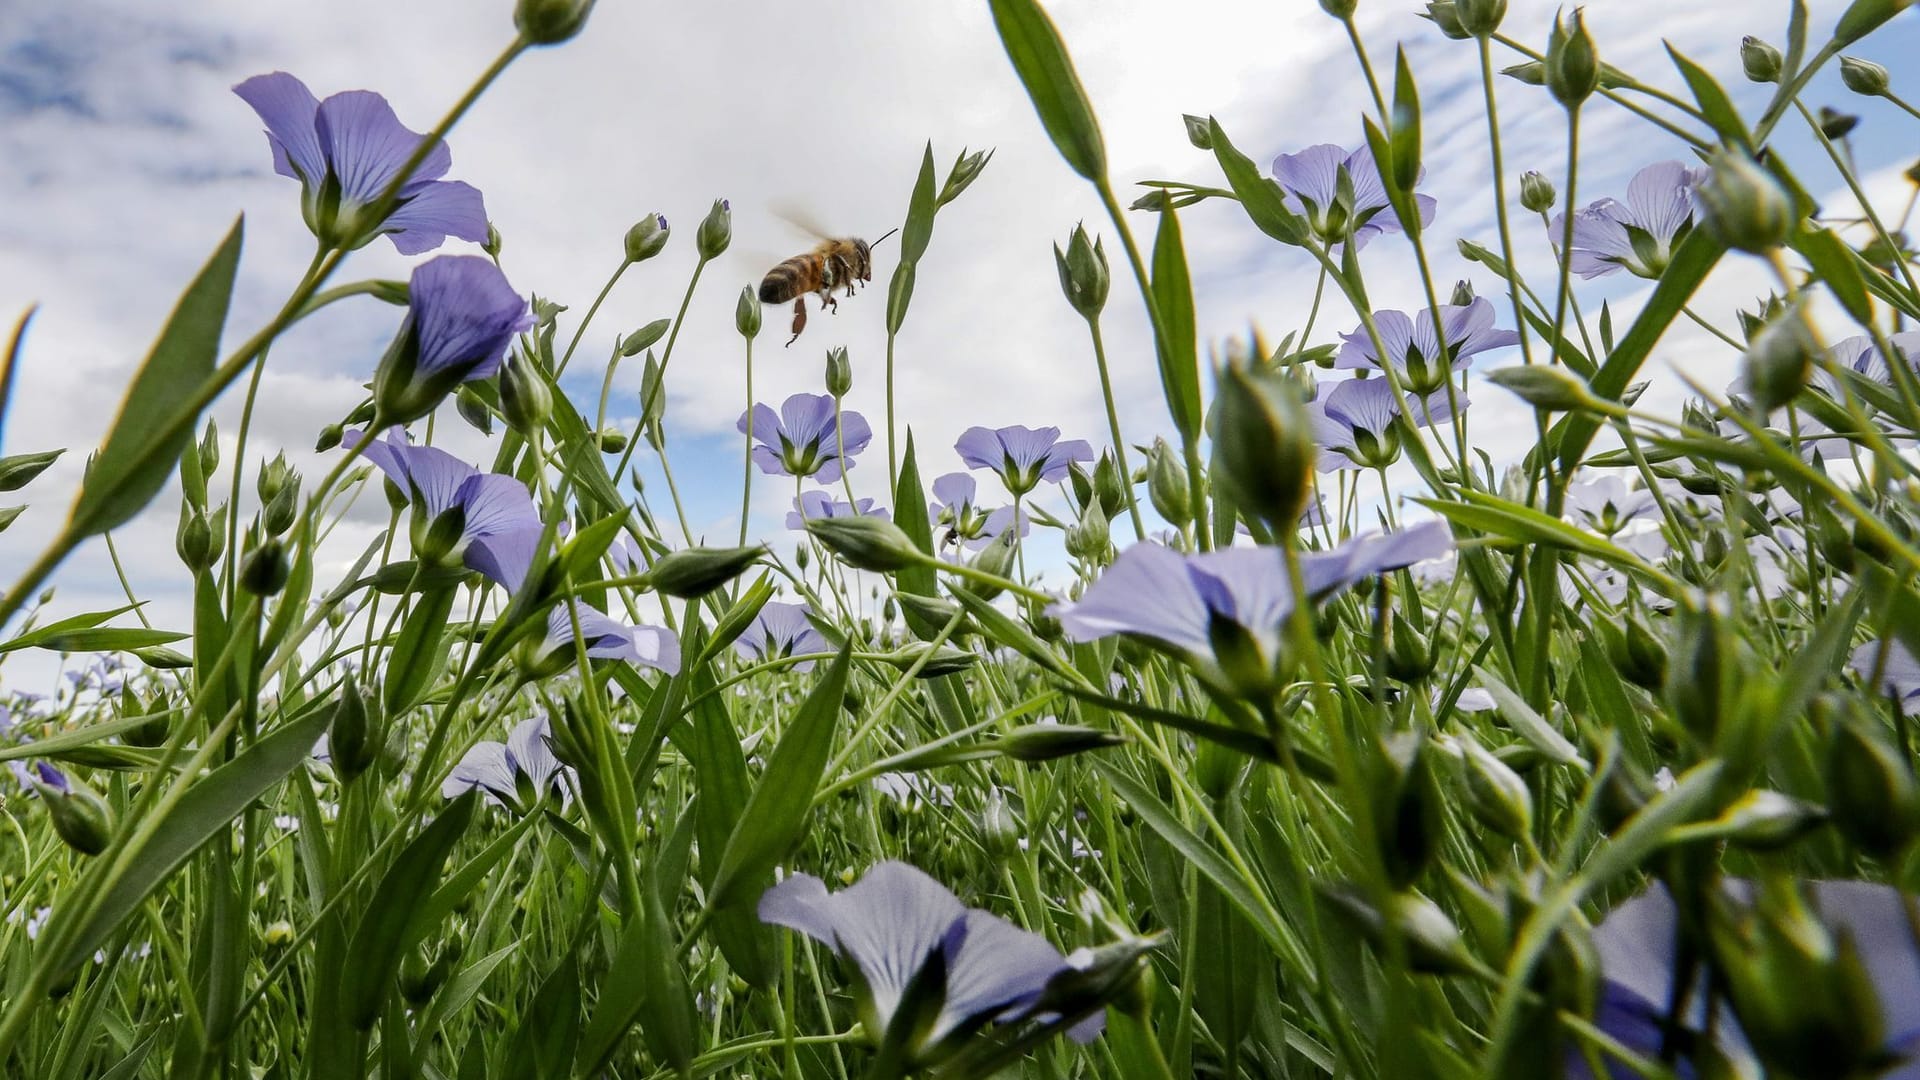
xmin=852 ymin=238 xmax=872 ymax=279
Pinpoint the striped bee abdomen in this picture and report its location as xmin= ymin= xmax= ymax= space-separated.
xmin=759 ymin=255 xmax=821 ymax=304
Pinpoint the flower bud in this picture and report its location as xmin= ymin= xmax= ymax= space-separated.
xmin=1448 ymin=279 xmax=1475 ymax=307
xmin=1666 ymin=590 xmax=1733 ymax=743
xmin=1607 ymin=613 xmax=1668 ymax=690
xmin=1425 ymin=1 xmax=1469 ymax=39
xmin=1696 ymin=149 xmax=1795 ymax=253
xmin=1823 ymin=696 xmax=1920 ymax=858
xmin=1053 ymin=224 xmax=1109 ymax=320
xmin=1741 ymin=37 xmax=1783 ymax=82
xmin=1146 ymin=437 xmax=1190 ymax=526
xmin=454 ymin=385 xmax=494 ymax=435
xmin=1372 ymin=733 xmax=1443 ymax=890
xmin=241 ymin=538 xmax=290 ymax=597
xmin=1545 ymin=9 xmax=1600 ymax=107
xmin=1319 ymin=883 xmax=1476 ymax=975
xmin=177 ymin=505 xmax=214 ymax=573
xmin=997 ymin=723 xmax=1128 ymax=762
xmin=825 ymin=346 xmax=853 ymax=398
xmin=1181 ymin=114 xmax=1213 ymax=150
xmin=979 ymin=788 xmax=1020 ymax=857
xmin=1215 ymin=362 xmax=1314 ymax=534
xmin=1461 ymin=737 xmax=1532 ymax=841
xmin=1820 ymin=105 xmax=1860 ymax=139
xmin=1486 ymin=364 xmax=1597 ymax=412
xmin=806 ymin=515 xmax=923 ymax=573
xmin=623 ymin=213 xmax=670 ymax=263
xmin=33 ymin=766 xmax=112 ymax=856
xmin=514 ymin=0 xmax=596 ymax=44
xmin=0 ymin=449 xmax=62 ymax=492
xmin=1519 ymin=170 xmax=1555 ymax=213
xmin=483 ymin=223 xmax=503 ymax=258
xmin=498 ymin=351 xmax=553 ymax=435
xmin=1317 ymin=0 xmax=1356 ymax=17
xmin=596 ymin=427 xmax=628 ymax=454
xmin=1384 ymin=612 xmax=1435 ymax=683
xmin=1502 ymin=61 xmax=1546 ymax=86
xmin=645 ymin=545 xmax=764 ymax=599
xmin=315 ymin=423 xmax=345 ymax=453
xmin=695 ymin=199 xmax=732 ymax=261
xmin=199 ymin=418 xmax=221 ymax=480
xmin=262 ymin=484 xmax=299 ymax=537
xmin=967 ymin=531 xmax=1019 ymax=601
xmin=1841 ymin=55 xmax=1892 ymax=96
xmin=937 ymin=147 xmax=993 ymax=208
xmin=1454 ymin=0 xmax=1505 ymax=35
xmin=1064 ymin=496 xmax=1110 ymax=562
xmin=1741 ymin=309 xmax=1817 ymax=411
xmin=329 ymin=672 xmax=381 ymax=783
xmin=735 ymin=285 xmax=762 ymax=340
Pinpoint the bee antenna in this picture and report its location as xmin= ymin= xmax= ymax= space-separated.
xmin=869 ymin=227 xmax=900 ymax=250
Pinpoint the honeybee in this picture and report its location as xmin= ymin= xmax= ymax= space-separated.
xmin=758 ymin=224 xmax=897 ymax=347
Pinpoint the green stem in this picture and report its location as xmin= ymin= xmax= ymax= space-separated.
xmin=555 ymin=258 xmax=630 ymax=378
xmin=1084 ymin=318 xmax=1148 ymax=541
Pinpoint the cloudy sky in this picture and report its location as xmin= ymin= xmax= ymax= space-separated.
xmin=0 ymin=0 xmax=1914 ymax=689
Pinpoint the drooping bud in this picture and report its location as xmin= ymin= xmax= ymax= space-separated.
xmin=1666 ymin=590 xmax=1733 ymax=743
xmin=979 ymin=788 xmax=1019 ymax=857
xmin=1741 ymin=307 xmax=1817 ymax=411
xmin=499 ymin=351 xmax=553 ymax=435
xmin=329 ymin=672 xmax=382 ymax=783
xmin=177 ymin=505 xmax=215 ymax=573
xmin=623 ymin=213 xmax=670 ymax=263
xmin=695 ymin=199 xmax=732 ymax=260
xmin=825 ymin=346 xmax=853 ymax=398
xmin=645 ymin=545 xmax=764 ymax=599
xmin=514 ymin=0 xmax=596 ymax=44
xmin=258 ymin=449 xmax=298 ymax=506
xmin=1741 ymin=37 xmax=1784 ymax=82
xmin=1519 ymin=170 xmax=1556 ymax=213
xmin=596 ymin=427 xmax=628 ymax=454
xmin=1214 ymin=362 xmax=1314 ymax=534
xmin=1372 ymin=732 xmax=1443 ymax=890
xmin=1146 ymin=437 xmax=1190 ymax=526
xmin=1384 ymin=612 xmax=1435 ymax=683
xmin=806 ymin=516 xmax=924 ymax=573
xmin=1819 ymin=105 xmax=1860 ymax=139
xmin=1695 ymin=149 xmax=1795 ymax=253
xmin=1545 ymin=8 xmax=1600 ymax=108
xmin=315 ymin=423 xmax=345 ymax=453
xmin=1064 ymin=493 xmax=1110 ymax=562
xmin=1317 ymin=0 xmax=1357 ymax=17
xmin=1053 ymin=224 xmax=1110 ymax=320
xmin=455 ymin=386 xmax=493 ymax=435
xmin=32 ymin=766 xmax=112 ymax=856
xmin=1461 ymin=737 xmax=1532 ymax=842
xmin=262 ymin=483 xmax=299 ymax=537
xmin=735 ymin=285 xmax=762 ymax=340
xmin=968 ymin=530 xmax=1019 ymax=601
xmin=1841 ymin=55 xmax=1892 ymax=96
xmin=1486 ymin=364 xmax=1598 ymax=412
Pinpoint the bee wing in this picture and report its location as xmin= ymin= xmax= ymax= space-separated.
xmin=769 ymin=200 xmax=837 ymax=242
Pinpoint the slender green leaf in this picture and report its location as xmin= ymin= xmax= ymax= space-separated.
xmin=987 ymin=0 xmax=1107 ymax=181
xmin=1149 ymin=206 xmax=1203 ymax=440
xmin=1666 ymin=45 xmax=1750 ymax=148
xmin=70 ymin=218 xmax=243 ymax=538
xmin=340 ymin=793 xmax=477 ymax=1029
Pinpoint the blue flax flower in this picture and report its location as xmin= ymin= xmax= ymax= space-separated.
xmin=740 ymin=394 xmax=872 ymax=483
xmin=345 ymin=429 xmax=539 ymax=583
xmin=1051 ymin=521 xmax=1452 ymax=697
xmin=1552 ymin=161 xmax=1706 ymax=280
xmin=1271 ymin=143 xmax=1436 ymax=251
xmin=786 ymin=491 xmax=889 ymax=530
xmin=1335 ymin=297 xmax=1518 ymax=395
xmin=929 ymin=472 xmax=1028 ymax=549
xmin=522 ymin=601 xmax=680 ymax=678
xmin=955 ymin=425 xmax=1094 ymax=497
xmin=442 ymin=715 xmax=573 ymax=813
xmin=372 ymin=255 xmax=533 ymax=424
xmin=233 ymin=72 xmax=489 ymax=254
xmin=1581 ymin=880 xmax=1920 ymax=1079
xmin=1308 ymin=377 xmax=1462 ymax=471
xmin=735 ymin=601 xmax=830 ymax=671
xmin=759 ymin=861 xmax=1102 ymax=1066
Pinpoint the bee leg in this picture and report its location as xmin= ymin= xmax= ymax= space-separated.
xmin=785 ymin=298 xmax=806 ymax=348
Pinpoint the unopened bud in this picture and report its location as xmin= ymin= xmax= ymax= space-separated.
xmin=735 ymin=285 xmax=762 ymax=340
xmin=596 ymin=427 xmax=628 ymax=454
xmin=1545 ymin=9 xmax=1599 ymax=107
xmin=177 ymin=506 xmax=214 ymax=573
xmin=646 ymin=545 xmax=764 ymax=599
xmin=1054 ymin=224 xmax=1109 ymax=320
xmin=0 ymin=449 xmax=61 ymax=492
xmin=695 ymin=199 xmax=732 ymax=260
xmin=1820 ymin=105 xmax=1860 ymax=139
xmin=1486 ymin=364 xmax=1597 ymax=412
xmin=1064 ymin=496 xmax=1111 ymax=561
xmin=329 ymin=672 xmax=381 ymax=783
xmin=199 ymin=418 xmax=221 ymax=480
xmin=1742 ymin=309 xmax=1817 ymax=411
xmin=241 ymin=538 xmax=290 ymax=597
xmin=1841 ymin=55 xmax=1892 ymax=96
xmin=806 ymin=516 xmax=923 ymax=573
xmin=1373 ymin=733 xmax=1442 ymax=890
xmin=454 ymin=385 xmax=493 ymax=435
xmin=1181 ymin=114 xmax=1213 ymax=150
xmin=1317 ymin=0 xmax=1357 ymax=17
xmin=1696 ymin=149 xmax=1795 ymax=253
xmin=979 ymin=788 xmax=1019 ymax=857
xmin=262 ymin=484 xmax=298 ymax=537
xmin=825 ymin=346 xmax=853 ymax=398
xmin=1519 ymin=170 xmax=1556 ymax=213
xmin=315 ymin=423 xmax=345 ymax=453
xmin=1455 ymin=0 xmax=1506 ymax=35
xmin=938 ymin=147 xmax=993 ymax=208
xmin=499 ymin=352 xmax=553 ymax=435
xmin=1462 ymin=737 xmax=1532 ymax=841
xmin=1215 ymin=362 xmax=1314 ymax=534
xmin=1146 ymin=438 xmax=1190 ymax=526
xmin=1824 ymin=696 xmax=1920 ymax=858
xmin=514 ymin=0 xmax=596 ymax=44
xmin=623 ymin=213 xmax=669 ymax=263
xmin=33 ymin=767 xmax=112 ymax=856
xmin=1425 ymin=1 xmax=1469 ymax=38
xmin=1741 ymin=37 xmax=1783 ymax=83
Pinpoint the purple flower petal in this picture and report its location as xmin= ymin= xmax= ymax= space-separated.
xmin=312 ymin=89 xmax=452 ymax=209
xmin=1053 ymin=542 xmax=1214 ymax=657
xmin=954 ymin=426 xmax=1005 ymax=471
xmin=381 ymin=179 xmax=490 ymax=255
xmin=233 ymin=72 xmax=325 ymax=186
xmin=1271 ymin=143 xmax=1346 ymax=206
xmin=465 ymin=524 xmax=543 ymax=593
xmin=931 ymin=472 xmax=977 ymax=510
xmin=407 ymin=255 xmax=532 ymax=383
